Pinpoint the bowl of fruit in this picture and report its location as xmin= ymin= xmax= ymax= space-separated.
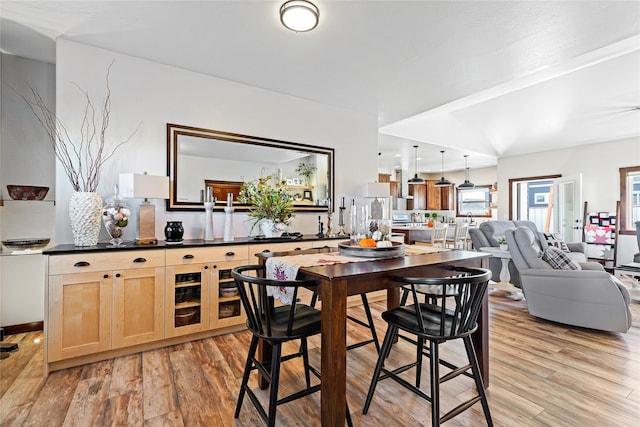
xmin=338 ymin=239 xmax=405 ymax=258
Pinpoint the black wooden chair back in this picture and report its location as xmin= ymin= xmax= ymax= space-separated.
xmin=232 ymin=264 xmax=321 ymax=342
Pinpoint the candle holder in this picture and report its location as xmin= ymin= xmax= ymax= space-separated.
xmin=337 ymin=206 xmax=347 ymax=236
xmin=316 ymin=215 xmax=325 ymax=238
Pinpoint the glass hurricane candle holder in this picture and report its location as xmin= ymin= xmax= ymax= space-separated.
xmin=102 ymin=186 xmax=130 ymax=246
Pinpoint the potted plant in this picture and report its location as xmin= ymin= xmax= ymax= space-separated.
xmin=497 ymin=236 xmax=508 ymax=250
xmin=295 ymin=162 xmax=317 ymax=186
xmin=238 ymin=175 xmax=295 ymax=237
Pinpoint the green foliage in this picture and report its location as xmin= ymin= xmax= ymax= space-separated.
xmin=295 ymin=162 xmax=316 ymax=179
xmin=238 ymin=175 xmax=294 ymax=232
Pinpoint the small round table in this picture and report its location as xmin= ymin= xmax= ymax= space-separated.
xmin=479 ymin=246 xmax=524 ymax=300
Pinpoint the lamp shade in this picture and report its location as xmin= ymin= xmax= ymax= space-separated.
xmin=119 ymin=173 xmax=169 ymax=199
xmin=408 ymin=145 xmax=425 ymax=184
xmin=363 ymin=182 xmax=390 ymax=198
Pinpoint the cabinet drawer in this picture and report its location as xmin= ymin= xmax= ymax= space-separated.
xmin=166 ymin=245 xmax=249 ymax=265
xmin=49 ymin=250 xmax=165 ymax=275
xmin=248 ymin=241 xmax=314 ymax=260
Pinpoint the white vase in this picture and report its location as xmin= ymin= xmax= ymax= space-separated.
xmin=260 ymin=219 xmax=288 ymax=238
xmin=69 ymin=192 xmax=103 ymax=246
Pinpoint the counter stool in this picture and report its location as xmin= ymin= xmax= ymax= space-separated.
xmin=232 ymin=265 xmax=353 ymax=427
xmin=362 ymin=266 xmax=493 ymax=427
xmin=259 ymin=246 xmax=381 ymax=353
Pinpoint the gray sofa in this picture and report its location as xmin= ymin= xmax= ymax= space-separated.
xmin=505 ymin=226 xmax=631 ymax=333
xmin=468 ymin=220 xmax=587 ymax=287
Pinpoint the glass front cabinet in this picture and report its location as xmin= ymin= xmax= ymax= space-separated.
xmin=165 ymin=246 xmax=249 ymax=337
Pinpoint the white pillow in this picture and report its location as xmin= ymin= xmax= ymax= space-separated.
xmin=542 ymin=233 xmax=570 ymax=252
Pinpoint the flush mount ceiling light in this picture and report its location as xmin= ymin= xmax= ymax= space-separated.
xmin=408 ymin=145 xmax=425 ymax=184
xmin=434 ymin=150 xmax=452 ymax=187
xmin=457 ymin=155 xmax=475 ymax=189
xmin=280 ymin=0 xmax=319 ymax=32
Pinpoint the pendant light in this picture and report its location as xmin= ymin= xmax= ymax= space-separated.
xmin=457 ymin=155 xmax=475 ymax=189
xmin=434 ymin=150 xmax=451 ymax=187
xmin=407 ymin=145 xmax=425 ymax=184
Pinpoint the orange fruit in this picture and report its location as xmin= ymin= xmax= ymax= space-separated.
xmin=359 ymin=238 xmax=376 ymax=248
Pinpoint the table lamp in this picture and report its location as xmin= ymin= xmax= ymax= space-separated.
xmin=119 ymin=172 xmax=169 ymax=245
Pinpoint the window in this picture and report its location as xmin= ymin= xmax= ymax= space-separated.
xmin=456 ymin=185 xmax=492 ymax=218
xmin=619 ymin=166 xmax=640 ymax=235
xmin=508 ymin=175 xmax=560 ymax=232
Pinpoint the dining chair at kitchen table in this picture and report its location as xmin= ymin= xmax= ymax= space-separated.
xmin=258 ymin=246 xmax=381 ymax=353
xmin=363 ymin=266 xmax=493 ymax=427
xmin=232 ymin=265 xmax=353 ymax=427
xmin=445 ymin=223 xmax=469 ymax=249
xmin=415 ymin=224 xmax=449 ymax=248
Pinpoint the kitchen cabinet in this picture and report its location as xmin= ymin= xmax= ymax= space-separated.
xmin=48 ymin=271 xmax=112 ymax=362
xmin=440 ymin=184 xmax=454 ymax=210
xmin=44 ymin=236 xmax=346 ymax=372
xmin=112 ymin=263 xmax=165 ymax=349
xmin=47 ymin=250 xmax=165 ymax=361
xmin=426 ymin=181 xmax=442 ymax=210
xmin=408 ymin=181 xmax=454 ymax=211
xmin=165 ymin=245 xmax=249 ymax=337
xmin=407 ymin=184 xmax=427 ymax=210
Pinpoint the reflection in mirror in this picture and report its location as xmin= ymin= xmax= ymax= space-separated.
xmin=167 ymin=124 xmax=334 ymax=211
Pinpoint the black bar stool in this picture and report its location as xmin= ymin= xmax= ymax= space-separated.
xmin=362 ymin=266 xmax=493 ymax=427
xmin=232 ymin=265 xmax=353 ymax=427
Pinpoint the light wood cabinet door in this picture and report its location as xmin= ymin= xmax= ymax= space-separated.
xmin=210 ymin=259 xmax=248 ymax=329
xmin=165 ymin=264 xmax=211 ymax=337
xmin=48 ymin=271 xmax=112 ymax=362
xmin=112 ymin=266 xmax=165 ymax=349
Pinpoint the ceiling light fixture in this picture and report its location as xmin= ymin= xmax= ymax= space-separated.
xmin=408 ymin=145 xmax=425 ymax=184
xmin=280 ymin=0 xmax=319 ymax=32
xmin=457 ymin=155 xmax=475 ymax=189
xmin=434 ymin=150 xmax=452 ymax=187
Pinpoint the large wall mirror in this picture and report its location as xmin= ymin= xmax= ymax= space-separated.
xmin=167 ymin=124 xmax=334 ymax=212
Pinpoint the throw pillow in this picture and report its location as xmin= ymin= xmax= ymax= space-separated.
xmin=542 ymin=247 xmax=581 ymax=270
xmin=543 ymin=233 xmax=570 ymax=252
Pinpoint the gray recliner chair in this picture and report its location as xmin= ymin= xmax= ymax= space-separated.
xmin=505 ymin=226 xmax=631 ymax=333
xmin=468 ymin=220 xmax=587 ymax=287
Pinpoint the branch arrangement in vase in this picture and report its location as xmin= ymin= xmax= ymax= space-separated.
xmin=16 ymin=60 xmax=141 ymax=192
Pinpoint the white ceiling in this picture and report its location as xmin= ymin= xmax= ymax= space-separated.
xmin=2 ymin=0 xmax=639 ymax=174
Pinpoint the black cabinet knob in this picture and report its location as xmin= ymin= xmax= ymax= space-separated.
xmin=225 ymin=251 xmax=235 ymax=256
xmin=74 ymin=261 xmax=90 ymax=267
xmin=183 ymin=254 xmax=194 ymax=259
xmin=116 ymin=273 xmax=121 ymax=278
xmin=103 ymin=274 xmax=109 ymax=279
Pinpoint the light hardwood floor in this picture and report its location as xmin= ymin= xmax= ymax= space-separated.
xmin=1 ymin=293 xmax=639 ymax=426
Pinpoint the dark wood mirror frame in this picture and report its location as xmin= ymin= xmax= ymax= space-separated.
xmin=167 ymin=123 xmax=335 ymax=212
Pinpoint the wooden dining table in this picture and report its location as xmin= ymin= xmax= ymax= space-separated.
xmin=256 ymin=248 xmax=490 ymax=427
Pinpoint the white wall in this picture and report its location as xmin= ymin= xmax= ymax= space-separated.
xmin=55 ymin=40 xmax=379 ymax=243
xmin=497 ymin=137 xmax=640 ymax=263
xmin=0 ymin=54 xmax=55 ymax=326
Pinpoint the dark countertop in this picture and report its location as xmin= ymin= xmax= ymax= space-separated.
xmin=43 ymin=235 xmax=348 ymax=255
